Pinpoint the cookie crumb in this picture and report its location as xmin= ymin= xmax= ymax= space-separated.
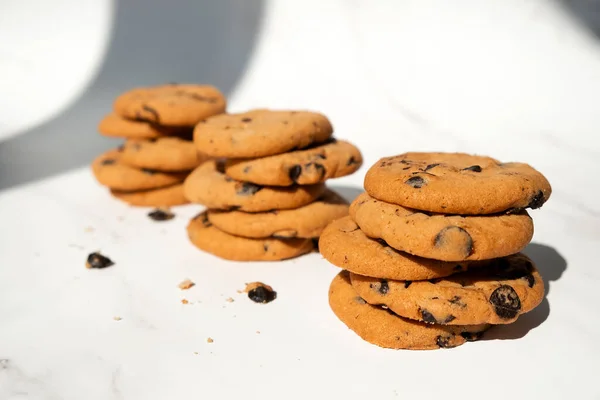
xmin=225 ymin=297 xmax=234 ymax=303
xmin=86 ymin=252 xmax=114 ymax=269
xmin=245 ymin=282 xmax=277 ymax=304
xmin=148 ymin=208 xmax=175 ymax=221
xmin=181 ymin=299 xmax=189 ymax=304
xmin=206 ymin=337 xmax=214 ymax=343
xmin=178 ymin=279 xmax=195 ymax=290
xmin=256 ymin=330 xmax=261 ymax=334
xmin=113 ymin=316 xmax=122 ymax=321
xmin=236 ymin=289 xmax=243 ymax=294
xmin=193 ymin=352 xmax=198 ymax=355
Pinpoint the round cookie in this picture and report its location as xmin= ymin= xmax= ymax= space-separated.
xmin=349 ymin=253 xmax=544 ymax=325
xmin=364 ymin=152 xmax=552 ymax=214
xmin=350 ymin=193 xmax=534 ymax=262
xmin=223 ymin=139 xmax=362 ymax=186
xmin=98 ymin=112 xmax=190 ymax=139
xmin=120 ymin=137 xmax=208 ymax=171
xmin=319 ymin=216 xmax=489 ymax=280
xmin=113 ymin=84 xmax=226 ymax=126
xmin=186 ymin=212 xmax=314 ymax=261
xmin=329 ymin=271 xmax=490 ymax=350
xmin=183 ymin=159 xmax=326 ymax=212
xmin=91 ymin=149 xmax=187 ymax=191
xmin=208 ymin=189 xmax=348 ymax=239
xmin=193 ymin=109 xmax=333 ymax=158
xmin=110 ymin=183 xmax=188 ymax=207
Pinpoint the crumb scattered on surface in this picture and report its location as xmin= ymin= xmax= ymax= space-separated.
xmin=194 ymin=352 xmax=198 ymax=355
xmin=225 ymin=297 xmax=234 ymax=303
xmin=113 ymin=316 xmax=122 ymax=321
xmin=84 ymin=226 xmax=95 ymax=233
xmin=236 ymin=289 xmax=243 ymax=294
xmin=86 ymin=252 xmax=114 ymax=269
xmin=148 ymin=208 xmax=175 ymax=221
xmin=178 ymin=279 xmax=195 ymax=290
xmin=181 ymin=299 xmax=189 ymax=304
xmin=244 ymin=282 xmax=273 ymax=293
xmin=256 ymin=331 xmax=261 ymax=334
xmin=245 ymin=282 xmax=277 ymax=304
xmin=206 ymin=338 xmax=214 ymax=343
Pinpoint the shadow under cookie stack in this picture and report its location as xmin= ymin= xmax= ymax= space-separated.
xmin=320 ymin=152 xmax=552 ymax=350
xmin=184 ymin=109 xmax=363 ymax=261
xmin=92 ymin=84 xmax=226 ymax=207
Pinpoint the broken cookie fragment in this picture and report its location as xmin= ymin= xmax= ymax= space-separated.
xmin=86 ymin=252 xmax=114 ymax=269
xmin=245 ymin=282 xmax=277 ymax=304
xmin=178 ymin=279 xmax=195 ymax=290
xmin=148 ymin=207 xmax=175 ymax=221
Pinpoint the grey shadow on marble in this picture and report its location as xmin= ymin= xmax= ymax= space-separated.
xmin=484 ymin=242 xmax=567 ymax=341
xmin=328 ymin=184 xmax=364 ymax=204
xmin=558 ymin=0 xmax=600 ymax=40
xmin=0 ymin=0 xmax=264 ymax=191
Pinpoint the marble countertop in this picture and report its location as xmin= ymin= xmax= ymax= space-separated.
xmin=1 ymin=1 xmax=599 ymax=399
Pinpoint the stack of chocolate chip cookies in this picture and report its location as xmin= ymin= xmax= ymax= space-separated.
xmin=320 ymin=152 xmax=552 ymax=350
xmin=184 ymin=109 xmax=363 ymax=261
xmin=92 ymin=84 xmax=226 ymax=207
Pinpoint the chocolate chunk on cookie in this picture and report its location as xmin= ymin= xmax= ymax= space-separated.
xmin=110 ymin=183 xmax=188 ymax=207
xmin=319 ymin=216 xmax=488 ymax=280
xmin=120 ymin=137 xmax=208 ymax=172
xmin=98 ymin=112 xmax=191 ymax=139
xmin=183 ymin=159 xmax=326 ymax=212
xmin=349 ymin=253 xmax=544 ymax=325
xmin=114 ymin=84 xmax=226 ymax=126
xmin=328 ymin=271 xmax=490 ymax=350
xmin=193 ymin=109 xmax=333 ymax=158
xmin=208 ymin=189 xmax=348 ymax=238
xmin=92 ymin=149 xmax=187 ymax=191
xmin=186 ymin=212 xmax=313 ymax=261
xmin=350 ymin=193 xmax=533 ymax=261
xmin=365 ymin=152 xmax=552 ymax=214
xmin=223 ymin=139 xmax=362 ymax=186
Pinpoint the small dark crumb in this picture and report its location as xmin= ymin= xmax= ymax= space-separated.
xmin=86 ymin=252 xmax=114 ymax=269
xmin=241 ymin=117 xmax=252 ymax=123
xmin=147 ymin=208 xmax=175 ymax=221
xmin=245 ymin=282 xmax=277 ymax=304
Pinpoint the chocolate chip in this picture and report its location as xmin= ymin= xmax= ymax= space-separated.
xmin=236 ymin=182 xmax=263 ymax=196
xmin=523 ymin=274 xmax=535 ymax=288
xmin=86 ymin=252 xmax=114 ymax=269
xmin=248 ymin=286 xmax=277 ymax=304
xmin=142 ymin=105 xmax=160 ymax=123
xmin=305 ymin=163 xmax=326 ymax=180
xmin=443 ymin=315 xmax=456 ymax=323
xmin=147 ymin=208 xmax=175 ymax=221
xmin=198 ymin=213 xmax=212 ymax=227
xmin=528 ymin=190 xmax=546 ymax=209
xmin=424 ymin=163 xmax=439 ymax=172
xmin=243 ymin=166 xmax=252 ymax=173
xmin=288 ymin=165 xmax=302 ymax=183
xmin=263 ymin=244 xmax=269 ymax=252
xmin=241 ymin=117 xmax=252 ymax=123
xmin=354 ymin=296 xmax=367 ymax=305
xmin=404 ymin=281 xmax=412 ymax=288
xmin=433 ymin=226 xmax=474 ymax=258
xmin=462 ymin=165 xmax=482 ymax=172
xmin=347 ymin=156 xmax=359 ymax=166
xmin=420 ymin=309 xmax=438 ymax=324
xmin=405 ymin=176 xmax=426 ymax=188
xmin=448 ymin=296 xmax=464 ymax=307
xmin=101 ymin=159 xmax=116 ymax=165
xmin=431 ymin=297 xmax=439 ymax=300
xmin=372 ymin=280 xmax=389 ymax=295
xmin=315 ymin=154 xmax=327 ymax=160
xmin=489 ymin=285 xmax=521 ymax=319
xmin=436 ymin=335 xmax=454 ymax=348
xmin=460 ymin=331 xmax=484 ymax=341
xmin=453 ymin=264 xmax=463 ymax=271
xmin=215 ymin=160 xmax=226 ymax=174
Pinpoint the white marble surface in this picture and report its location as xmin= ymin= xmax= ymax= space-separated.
xmin=1 ymin=0 xmax=600 ymax=399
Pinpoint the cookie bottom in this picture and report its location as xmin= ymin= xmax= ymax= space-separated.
xmin=111 ymin=184 xmax=189 ymax=207
xmin=328 ymin=271 xmax=490 ymax=350
xmin=187 ymin=212 xmax=314 ymax=261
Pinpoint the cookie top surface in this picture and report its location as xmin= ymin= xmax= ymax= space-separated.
xmin=91 ymin=149 xmax=187 ymax=191
xmin=319 ymin=216 xmax=490 ymax=280
xmin=120 ymin=137 xmax=208 ymax=172
xmin=193 ymin=109 xmax=334 ymax=158
xmin=350 ymin=192 xmax=533 ymax=261
xmin=98 ymin=112 xmax=190 ymax=139
xmin=207 ymin=189 xmax=348 ymax=239
xmin=329 ymin=271 xmax=490 ymax=350
xmin=186 ymin=212 xmax=314 ymax=261
xmin=350 ymin=253 xmax=544 ymax=325
xmin=113 ymin=84 xmax=226 ymax=126
xmin=110 ymin=183 xmax=188 ymax=207
xmin=183 ymin=159 xmax=326 ymax=212
xmin=364 ymin=152 xmax=552 ymax=214
xmin=223 ymin=139 xmax=363 ymax=186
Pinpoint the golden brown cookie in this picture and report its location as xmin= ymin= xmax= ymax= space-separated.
xmin=186 ymin=212 xmax=313 ymax=261
xmin=113 ymin=84 xmax=226 ymax=126
xmin=183 ymin=159 xmax=326 ymax=212
xmin=120 ymin=137 xmax=208 ymax=172
xmin=110 ymin=183 xmax=188 ymax=207
xmin=193 ymin=109 xmax=333 ymax=158
xmin=364 ymin=152 xmax=552 ymax=214
xmin=208 ymin=189 xmax=348 ymax=239
xmin=319 ymin=216 xmax=488 ymax=280
xmin=350 ymin=253 xmax=544 ymax=325
xmin=223 ymin=139 xmax=362 ymax=186
xmin=98 ymin=112 xmax=190 ymax=139
xmin=91 ymin=149 xmax=187 ymax=191
xmin=350 ymin=193 xmax=533 ymax=261
xmin=329 ymin=271 xmax=490 ymax=350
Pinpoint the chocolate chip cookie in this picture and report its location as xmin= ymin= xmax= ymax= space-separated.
xmin=208 ymin=189 xmax=348 ymax=238
xmin=223 ymin=139 xmax=362 ymax=186
xmin=329 ymin=271 xmax=490 ymax=350
xmin=319 ymin=216 xmax=488 ymax=280
xmin=183 ymin=159 xmax=326 ymax=212
xmin=364 ymin=152 xmax=552 ymax=214
xmin=187 ymin=212 xmax=313 ymax=261
xmin=114 ymin=84 xmax=226 ymax=126
xmin=92 ymin=149 xmax=187 ymax=191
xmin=350 ymin=253 xmax=544 ymax=325
xmin=110 ymin=183 xmax=188 ymax=207
xmin=350 ymin=193 xmax=533 ymax=261
xmin=120 ymin=137 xmax=208 ymax=172
xmin=193 ymin=109 xmax=333 ymax=158
xmin=98 ymin=112 xmax=190 ymax=139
